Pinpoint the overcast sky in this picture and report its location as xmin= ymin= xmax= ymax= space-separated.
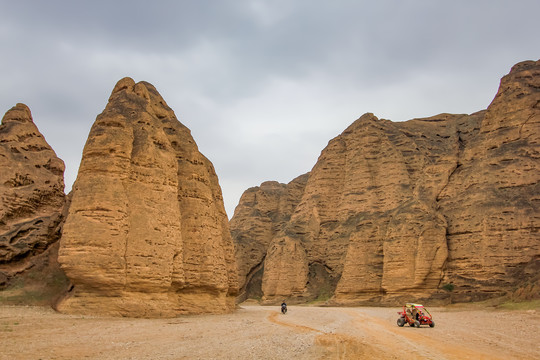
xmin=1 ymin=1 xmax=538 ymax=217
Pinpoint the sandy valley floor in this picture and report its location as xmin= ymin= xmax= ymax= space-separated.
xmin=1 ymin=303 xmax=539 ymax=359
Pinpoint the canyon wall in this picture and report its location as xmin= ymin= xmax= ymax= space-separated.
xmin=2 ymin=60 xmax=537 ymax=311
xmin=231 ymin=60 xmax=540 ymax=304
xmin=437 ymin=60 xmax=540 ymax=301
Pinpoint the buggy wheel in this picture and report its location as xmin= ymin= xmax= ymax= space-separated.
xmin=397 ymin=318 xmax=405 ymax=327
xmin=414 ymin=320 xmax=420 ymax=328
xmin=429 ymin=321 xmax=435 ymax=328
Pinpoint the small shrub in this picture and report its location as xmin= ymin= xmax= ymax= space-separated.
xmin=442 ymin=283 xmax=455 ymax=292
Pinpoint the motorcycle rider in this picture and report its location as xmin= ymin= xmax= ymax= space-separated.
xmin=281 ymin=300 xmax=287 ymax=314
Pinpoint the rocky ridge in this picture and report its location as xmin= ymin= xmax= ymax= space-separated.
xmin=230 ymin=59 xmax=540 ymax=304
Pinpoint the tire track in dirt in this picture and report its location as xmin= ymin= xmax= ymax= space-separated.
xmin=347 ymin=309 xmax=506 ymax=360
xmin=267 ymin=311 xmax=389 ymax=359
xmin=267 ymin=311 xmax=320 ymax=333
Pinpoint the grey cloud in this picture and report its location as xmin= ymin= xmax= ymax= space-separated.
xmin=1 ymin=0 xmax=539 ymax=216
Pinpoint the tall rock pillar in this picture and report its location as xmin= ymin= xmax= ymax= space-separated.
xmin=58 ymin=78 xmax=237 ymax=317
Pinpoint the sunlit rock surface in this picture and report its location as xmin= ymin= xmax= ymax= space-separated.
xmin=58 ymin=78 xmax=238 ymax=317
xmin=0 ymin=104 xmax=67 ymax=297
xmin=231 ymin=60 xmax=540 ymax=305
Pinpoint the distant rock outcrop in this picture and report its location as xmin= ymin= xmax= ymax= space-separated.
xmin=57 ymin=78 xmax=238 ymax=317
xmin=0 ymin=104 xmax=67 ymax=294
xmin=231 ymin=59 xmax=540 ymax=304
xmin=230 ymin=175 xmax=308 ymax=301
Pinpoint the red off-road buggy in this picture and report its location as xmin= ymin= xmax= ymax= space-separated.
xmin=397 ymin=303 xmax=434 ymax=328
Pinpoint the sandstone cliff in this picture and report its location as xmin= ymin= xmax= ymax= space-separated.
xmin=230 ymin=174 xmax=308 ymax=301
xmin=0 ymin=104 xmax=69 ymax=304
xmin=231 ymin=59 xmax=540 ymax=304
xmin=437 ymin=60 xmax=540 ymax=302
xmin=57 ymin=78 xmax=238 ymax=317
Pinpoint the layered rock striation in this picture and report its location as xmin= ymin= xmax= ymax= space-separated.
xmin=57 ymin=78 xmax=238 ymax=316
xmin=230 ymin=175 xmax=308 ymax=301
xmin=437 ymin=60 xmax=540 ymax=301
xmin=0 ymin=104 xmax=66 ymax=288
xmin=231 ymin=60 xmax=540 ymax=304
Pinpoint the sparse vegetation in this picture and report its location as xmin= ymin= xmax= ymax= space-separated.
xmin=442 ymin=283 xmax=455 ymax=292
xmin=0 ymin=267 xmax=69 ymax=306
xmin=497 ymin=299 xmax=540 ymax=311
xmin=308 ymin=284 xmax=333 ymax=304
xmin=1 ymin=321 xmax=18 ymax=332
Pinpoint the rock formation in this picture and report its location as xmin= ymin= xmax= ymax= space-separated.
xmin=57 ymin=78 xmax=238 ymax=317
xmin=0 ymin=104 xmax=67 ymax=297
xmin=230 ymin=175 xmax=308 ymax=301
xmin=231 ymin=59 xmax=540 ymax=304
xmin=437 ymin=60 xmax=540 ymax=302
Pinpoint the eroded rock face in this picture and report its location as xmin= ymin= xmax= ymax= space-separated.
xmin=231 ymin=59 xmax=540 ymax=304
xmin=230 ymin=175 xmax=308 ymax=300
xmin=57 ymin=78 xmax=238 ymax=317
xmin=437 ymin=60 xmax=540 ymax=302
xmin=0 ymin=103 xmax=66 ymax=266
xmin=0 ymin=104 xmax=68 ymax=305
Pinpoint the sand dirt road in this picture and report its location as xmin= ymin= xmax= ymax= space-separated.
xmin=1 ymin=304 xmax=539 ymax=359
